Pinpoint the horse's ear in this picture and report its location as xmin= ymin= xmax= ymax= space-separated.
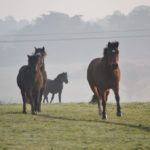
xmin=34 ymin=47 xmax=37 ymax=52
xmin=115 ymin=41 xmax=119 ymax=48
xmin=103 ymin=48 xmax=108 ymax=57
xmin=43 ymin=46 xmax=45 ymax=50
xmin=108 ymin=42 xmax=112 ymax=48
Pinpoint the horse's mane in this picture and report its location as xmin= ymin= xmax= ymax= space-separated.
xmin=55 ymin=73 xmax=65 ymax=81
xmin=103 ymin=47 xmax=108 ymax=58
xmin=103 ymin=41 xmax=119 ymax=58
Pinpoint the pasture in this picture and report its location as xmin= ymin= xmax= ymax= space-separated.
xmin=0 ymin=103 xmax=149 ymax=150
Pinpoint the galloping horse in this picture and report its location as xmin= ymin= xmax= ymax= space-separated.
xmin=17 ymin=54 xmax=43 ymax=114
xmin=87 ymin=41 xmax=122 ymax=119
xmin=43 ymin=72 xmax=68 ymax=103
xmin=34 ymin=47 xmax=47 ymax=111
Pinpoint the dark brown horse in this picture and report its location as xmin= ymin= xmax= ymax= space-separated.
xmin=87 ymin=41 xmax=122 ymax=119
xmin=34 ymin=47 xmax=47 ymax=111
xmin=17 ymin=54 xmax=43 ymax=114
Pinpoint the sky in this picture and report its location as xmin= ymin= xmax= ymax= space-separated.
xmin=0 ymin=0 xmax=150 ymax=103
xmin=0 ymin=0 xmax=150 ymax=21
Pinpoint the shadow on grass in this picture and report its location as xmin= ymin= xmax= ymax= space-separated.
xmin=39 ymin=114 xmax=150 ymax=132
xmin=3 ymin=111 xmax=150 ymax=132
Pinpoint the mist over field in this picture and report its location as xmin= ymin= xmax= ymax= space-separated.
xmin=0 ymin=5 xmax=150 ymax=103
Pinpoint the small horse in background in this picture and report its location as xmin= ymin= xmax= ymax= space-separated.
xmin=34 ymin=47 xmax=47 ymax=111
xmin=17 ymin=54 xmax=43 ymax=114
xmin=43 ymin=72 xmax=68 ymax=103
xmin=87 ymin=41 xmax=122 ymax=119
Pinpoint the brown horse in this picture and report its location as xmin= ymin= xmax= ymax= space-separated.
xmin=34 ymin=47 xmax=47 ymax=112
xmin=87 ymin=41 xmax=122 ymax=119
xmin=17 ymin=54 xmax=43 ymax=115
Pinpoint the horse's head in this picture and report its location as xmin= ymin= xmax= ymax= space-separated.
xmin=27 ymin=54 xmax=42 ymax=72
xmin=60 ymin=72 xmax=68 ymax=84
xmin=63 ymin=72 xmax=68 ymax=84
xmin=34 ymin=46 xmax=47 ymax=57
xmin=104 ymin=41 xmax=119 ymax=70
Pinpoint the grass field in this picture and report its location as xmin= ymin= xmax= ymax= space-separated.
xmin=0 ymin=103 xmax=149 ymax=150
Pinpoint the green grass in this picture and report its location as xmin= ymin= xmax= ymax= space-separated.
xmin=0 ymin=103 xmax=150 ymax=150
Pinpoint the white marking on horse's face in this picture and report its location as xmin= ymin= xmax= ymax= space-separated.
xmin=36 ymin=53 xmax=41 ymax=56
xmin=112 ymin=50 xmax=116 ymax=53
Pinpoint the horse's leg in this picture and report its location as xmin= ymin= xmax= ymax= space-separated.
xmin=89 ymin=94 xmax=97 ymax=104
xmin=89 ymin=84 xmax=97 ymax=103
xmin=42 ymin=72 xmax=47 ymax=103
xmin=93 ymin=86 xmax=102 ymax=116
xmin=37 ymin=90 xmax=43 ymax=112
xmin=37 ymin=90 xmax=41 ymax=113
xmin=43 ymin=96 xmax=45 ymax=103
xmin=58 ymin=91 xmax=62 ymax=103
xmin=101 ymin=91 xmax=107 ymax=119
xmin=21 ymin=89 xmax=26 ymax=114
xmin=27 ymin=91 xmax=35 ymax=115
xmin=34 ymin=91 xmax=38 ymax=114
xmin=45 ymin=93 xmax=49 ymax=103
xmin=50 ymin=94 xmax=54 ymax=103
xmin=34 ymin=89 xmax=41 ymax=114
xmin=106 ymin=90 xmax=109 ymax=101
xmin=43 ymin=92 xmax=46 ymax=103
xmin=43 ymin=91 xmax=49 ymax=103
xmin=46 ymin=94 xmax=48 ymax=103
xmin=113 ymin=87 xmax=122 ymax=117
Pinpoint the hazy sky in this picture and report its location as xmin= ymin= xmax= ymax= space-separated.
xmin=0 ymin=0 xmax=150 ymax=21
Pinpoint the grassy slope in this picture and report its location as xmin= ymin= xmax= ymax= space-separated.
xmin=0 ymin=103 xmax=149 ymax=150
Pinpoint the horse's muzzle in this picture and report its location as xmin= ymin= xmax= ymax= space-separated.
xmin=65 ymin=80 xmax=68 ymax=84
xmin=111 ymin=64 xmax=118 ymax=70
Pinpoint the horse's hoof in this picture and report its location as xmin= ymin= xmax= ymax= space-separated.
xmin=32 ymin=112 xmax=37 ymax=115
xmin=23 ymin=111 xmax=27 ymax=114
xmin=116 ymin=112 xmax=122 ymax=117
xmin=102 ymin=114 xmax=107 ymax=120
xmin=98 ymin=111 xmax=102 ymax=116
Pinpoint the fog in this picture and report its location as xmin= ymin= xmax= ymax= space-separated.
xmin=0 ymin=5 xmax=150 ymax=103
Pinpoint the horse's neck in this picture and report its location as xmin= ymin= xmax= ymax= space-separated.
xmin=41 ymin=62 xmax=45 ymax=71
xmin=99 ymin=58 xmax=112 ymax=73
xmin=27 ymin=66 xmax=35 ymax=74
xmin=34 ymin=69 xmax=43 ymax=87
xmin=101 ymin=57 xmax=108 ymax=66
xmin=101 ymin=57 xmax=118 ymax=68
xmin=55 ymin=77 xmax=63 ymax=86
xmin=26 ymin=67 xmax=37 ymax=83
xmin=101 ymin=57 xmax=120 ymax=80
